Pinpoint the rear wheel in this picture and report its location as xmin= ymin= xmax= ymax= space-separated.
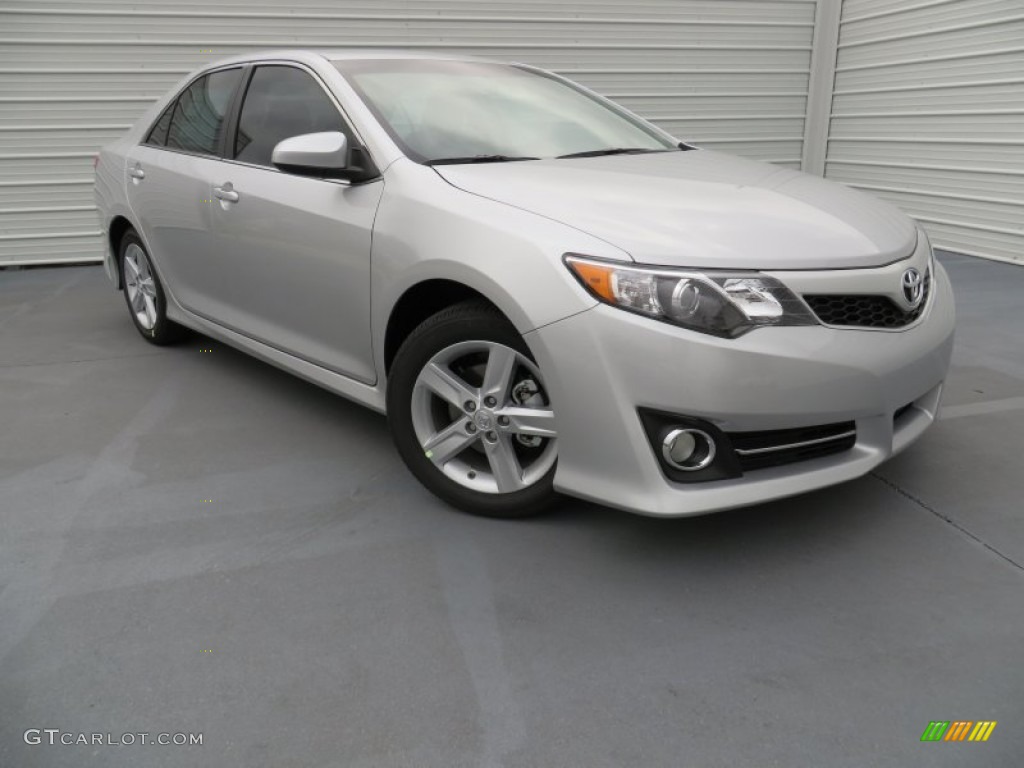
xmin=119 ymin=231 xmax=184 ymax=345
xmin=387 ymin=301 xmax=558 ymax=518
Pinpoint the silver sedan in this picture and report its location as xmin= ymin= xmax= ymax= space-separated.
xmin=94 ymin=50 xmax=954 ymax=518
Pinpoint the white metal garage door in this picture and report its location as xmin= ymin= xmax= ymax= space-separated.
xmin=825 ymin=0 xmax=1024 ymax=264
xmin=0 ymin=0 xmax=816 ymax=266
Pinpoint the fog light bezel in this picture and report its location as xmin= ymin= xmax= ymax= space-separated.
xmin=638 ymin=408 xmax=742 ymax=484
xmin=661 ymin=428 xmax=716 ymax=471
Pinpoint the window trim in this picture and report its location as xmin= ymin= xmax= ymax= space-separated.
xmin=220 ymin=64 xmax=253 ymax=161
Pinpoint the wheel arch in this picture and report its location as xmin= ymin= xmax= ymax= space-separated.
xmin=383 ymin=279 xmax=509 ymax=375
xmin=107 ymin=214 xmax=136 ymax=289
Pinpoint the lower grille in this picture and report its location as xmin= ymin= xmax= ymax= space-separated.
xmin=728 ymin=421 xmax=856 ymax=472
xmin=804 ymin=270 xmax=930 ymax=329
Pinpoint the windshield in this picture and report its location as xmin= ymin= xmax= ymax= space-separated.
xmin=334 ymin=59 xmax=677 ymax=164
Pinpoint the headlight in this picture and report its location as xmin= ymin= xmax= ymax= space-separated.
xmin=565 ymin=255 xmax=818 ymax=338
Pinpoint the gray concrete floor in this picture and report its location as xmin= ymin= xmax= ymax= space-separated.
xmin=1 ymin=253 xmax=1021 ymax=768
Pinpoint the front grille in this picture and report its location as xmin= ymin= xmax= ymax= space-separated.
xmin=804 ymin=270 xmax=930 ymax=329
xmin=728 ymin=421 xmax=856 ymax=472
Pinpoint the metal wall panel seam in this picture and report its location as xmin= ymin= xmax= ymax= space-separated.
xmin=0 ymin=206 xmax=96 ymax=214
xmin=834 ymin=77 xmax=1024 ymax=95
xmin=0 ymin=152 xmax=98 ymax=159
xmin=0 ymin=231 xmax=102 ymax=241
xmin=0 ymin=125 xmax=132 ymax=131
xmin=604 ymin=91 xmax=808 ymax=97
xmin=685 ymin=136 xmax=805 ymax=143
xmin=831 ymin=109 xmax=1024 ymax=117
xmin=0 ymin=9 xmax=816 ymax=27
xmin=0 ymin=39 xmax=814 ymax=51
xmin=0 ymin=68 xmax=803 ymax=79
xmin=0 ymin=96 xmax=157 ymax=101
xmin=828 ymin=159 xmax=1024 ymax=175
xmin=826 ymin=136 xmax=1024 ymax=144
xmin=560 ymin=68 xmax=811 ymax=74
xmin=840 ymin=0 xmax=966 ymax=25
xmin=841 ymin=183 xmax=1023 ymax=206
xmin=0 ymin=179 xmax=94 ymax=187
xmin=837 ymin=13 xmax=1024 ymax=48
xmin=0 ymin=67 xmax=811 ymax=74
xmin=0 ymin=257 xmax=102 ymax=267
xmin=835 ymin=46 xmax=1024 ymax=72
xmin=801 ymin=0 xmax=841 ymax=175
xmin=643 ymin=114 xmax=808 ymax=120
xmin=0 ymin=68 xmax=193 ymax=74
xmin=910 ymin=216 xmax=1022 ymax=237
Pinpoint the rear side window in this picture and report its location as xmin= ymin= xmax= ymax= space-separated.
xmin=165 ymin=68 xmax=243 ymax=155
xmin=145 ymin=103 xmax=174 ymax=146
xmin=234 ymin=66 xmax=349 ymax=167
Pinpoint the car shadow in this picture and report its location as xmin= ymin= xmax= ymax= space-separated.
xmin=178 ymin=328 xmax=905 ymax=569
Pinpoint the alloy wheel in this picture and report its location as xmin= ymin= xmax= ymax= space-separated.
xmin=123 ymin=243 xmax=158 ymax=330
xmin=410 ymin=340 xmax=557 ymax=494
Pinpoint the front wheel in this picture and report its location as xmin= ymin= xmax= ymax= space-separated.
xmin=387 ymin=301 xmax=558 ymax=518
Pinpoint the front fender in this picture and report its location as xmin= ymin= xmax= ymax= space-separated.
xmin=370 ymin=160 xmax=629 ymax=379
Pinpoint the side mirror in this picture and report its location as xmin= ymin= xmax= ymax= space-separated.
xmin=271 ymin=131 xmax=377 ymax=182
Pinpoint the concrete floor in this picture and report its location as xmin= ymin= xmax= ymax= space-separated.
xmin=1 ymin=253 xmax=1021 ymax=768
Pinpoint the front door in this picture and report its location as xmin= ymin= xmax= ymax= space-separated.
xmin=209 ymin=64 xmax=381 ymax=383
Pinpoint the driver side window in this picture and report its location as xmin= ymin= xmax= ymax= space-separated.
xmin=234 ymin=66 xmax=351 ymax=168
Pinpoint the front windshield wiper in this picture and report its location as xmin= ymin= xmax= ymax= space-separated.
xmin=425 ymin=154 xmax=540 ymax=166
xmin=556 ymin=147 xmax=670 ymax=159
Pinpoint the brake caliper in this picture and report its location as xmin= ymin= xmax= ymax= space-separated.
xmin=511 ymin=379 xmax=543 ymax=447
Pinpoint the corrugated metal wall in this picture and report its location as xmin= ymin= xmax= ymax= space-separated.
xmin=2 ymin=1 xmax=1022 ymax=267
xmin=825 ymin=0 xmax=1024 ymax=264
xmin=0 ymin=0 xmax=816 ymax=266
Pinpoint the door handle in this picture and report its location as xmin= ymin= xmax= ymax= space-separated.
xmin=128 ymin=165 xmax=145 ymax=180
xmin=214 ymin=184 xmax=239 ymax=203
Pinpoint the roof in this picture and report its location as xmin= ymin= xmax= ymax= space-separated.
xmin=318 ymin=49 xmax=496 ymax=63
xmin=199 ymin=49 xmax=500 ymax=69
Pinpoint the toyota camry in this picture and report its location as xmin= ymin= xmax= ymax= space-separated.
xmin=94 ymin=50 xmax=954 ymax=518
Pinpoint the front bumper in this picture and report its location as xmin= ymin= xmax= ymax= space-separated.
xmin=525 ymin=261 xmax=955 ymax=517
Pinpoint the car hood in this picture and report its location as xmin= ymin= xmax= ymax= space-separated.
xmin=433 ymin=150 xmax=917 ymax=270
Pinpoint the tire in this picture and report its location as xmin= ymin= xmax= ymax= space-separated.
xmin=387 ymin=300 xmax=559 ymax=518
xmin=119 ymin=230 xmax=185 ymax=345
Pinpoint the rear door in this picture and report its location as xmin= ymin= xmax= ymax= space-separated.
xmin=125 ymin=67 xmax=245 ymax=320
xmin=208 ymin=64 xmax=382 ymax=383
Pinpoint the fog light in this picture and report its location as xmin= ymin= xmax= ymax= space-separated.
xmin=662 ymin=428 xmax=716 ymax=471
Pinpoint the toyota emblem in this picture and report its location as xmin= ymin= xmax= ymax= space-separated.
xmin=901 ymin=268 xmax=924 ymax=308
